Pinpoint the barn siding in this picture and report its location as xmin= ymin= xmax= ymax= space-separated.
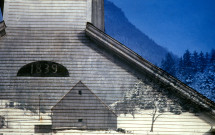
xmin=0 ymin=0 xmax=214 ymax=134
xmin=52 ymin=81 xmax=117 ymax=130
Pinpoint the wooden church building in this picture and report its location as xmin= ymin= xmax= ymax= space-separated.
xmin=0 ymin=0 xmax=215 ymax=134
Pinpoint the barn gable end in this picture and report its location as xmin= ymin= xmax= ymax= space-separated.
xmin=51 ymin=81 xmax=117 ymax=130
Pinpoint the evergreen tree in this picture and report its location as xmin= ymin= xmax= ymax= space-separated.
xmin=191 ymin=51 xmax=198 ymax=73
xmin=161 ymin=53 xmax=176 ymax=76
xmin=198 ymin=51 xmax=206 ymax=72
xmin=205 ymin=52 xmax=210 ymax=65
xmin=210 ymin=49 xmax=215 ymax=67
xmin=182 ymin=50 xmax=193 ymax=84
xmin=160 ymin=49 xmax=215 ymax=102
xmin=208 ymin=49 xmax=215 ymax=101
xmin=183 ymin=50 xmax=192 ymax=67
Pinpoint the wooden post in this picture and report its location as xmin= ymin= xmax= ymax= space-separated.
xmin=39 ymin=95 xmax=40 ymax=121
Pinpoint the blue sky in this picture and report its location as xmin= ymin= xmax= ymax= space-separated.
xmin=108 ymin=0 xmax=215 ymax=56
xmin=0 ymin=8 xmax=2 ymax=21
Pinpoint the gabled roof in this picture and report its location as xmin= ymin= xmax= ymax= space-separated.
xmin=51 ymin=81 xmax=117 ymax=117
xmin=85 ymin=22 xmax=215 ymax=115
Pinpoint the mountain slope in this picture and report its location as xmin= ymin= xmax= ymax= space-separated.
xmin=104 ymin=0 xmax=169 ymax=65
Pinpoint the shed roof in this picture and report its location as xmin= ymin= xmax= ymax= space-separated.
xmin=85 ymin=22 xmax=215 ymax=114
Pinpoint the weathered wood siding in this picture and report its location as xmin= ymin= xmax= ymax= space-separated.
xmin=0 ymin=0 xmax=214 ymax=134
xmin=1 ymin=0 xmax=137 ymax=108
xmin=52 ymin=81 xmax=117 ymax=130
xmin=3 ymin=0 xmax=92 ymax=28
xmin=117 ymin=111 xmax=215 ymax=135
xmin=92 ymin=0 xmax=104 ymax=31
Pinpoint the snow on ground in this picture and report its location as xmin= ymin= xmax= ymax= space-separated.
xmin=0 ymin=107 xmax=51 ymax=135
xmin=0 ymin=106 xmax=212 ymax=135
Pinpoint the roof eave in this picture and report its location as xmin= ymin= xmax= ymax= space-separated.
xmin=0 ymin=21 xmax=6 ymax=38
xmin=85 ymin=22 xmax=215 ymax=114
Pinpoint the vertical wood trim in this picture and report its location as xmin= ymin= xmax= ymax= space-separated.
xmin=92 ymin=0 xmax=104 ymax=31
xmin=3 ymin=0 xmax=8 ymax=23
xmin=87 ymin=0 xmax=92 ymax=23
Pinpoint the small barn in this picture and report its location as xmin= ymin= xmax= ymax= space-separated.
xmin=51 ymin=81 xmax=117 ymax=130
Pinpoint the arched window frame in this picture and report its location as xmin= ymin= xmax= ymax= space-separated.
xmin=17 ymin=61 xmax=70 ymax=77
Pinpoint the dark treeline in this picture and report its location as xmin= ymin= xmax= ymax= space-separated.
xmin=161 ymin=49 xmax=215 ymax=102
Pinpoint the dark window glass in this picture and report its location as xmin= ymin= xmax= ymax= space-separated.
xmin=34 ymin=125 xmax=52 ymax=133
xmin=78 ymin=90 xmax=82 ymax=95
xmin=78 ymin=119 xmax=82 ymax=122
xmin=9 ymin=102 xmax=14 ymax=108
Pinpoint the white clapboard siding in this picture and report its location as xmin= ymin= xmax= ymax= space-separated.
xmin=117 ymin=111 xmax=213 ymax=135
xmin=0 ymin=0 xmax=214 ymax=135
xmin=1 ymin=0 xmax=137 ymax=111
xmin=4 ymin=0 xmax=90 ymax=28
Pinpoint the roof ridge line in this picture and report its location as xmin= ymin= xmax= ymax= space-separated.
xmin=80 ymin=81 xmax=118 ymax=117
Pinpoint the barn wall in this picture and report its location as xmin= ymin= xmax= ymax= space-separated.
xmin=52 ymin=82 xmax=117 ymax=130
xmin=52 ymin=109 xmax=117 ymax=130
xmin=0 ymin=0 xmax=214 ymax=134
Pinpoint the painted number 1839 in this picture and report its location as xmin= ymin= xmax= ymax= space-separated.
xmin=31 ymin=63 xmax=58 ymax=74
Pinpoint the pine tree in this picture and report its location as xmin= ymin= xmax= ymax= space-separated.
xmin=191 ymin=51 xmax=198 ymax=73
xmin=210 ymin=49 xmax=215 ymax=66
xmin=205 ymin=52 xmax=210 ymax=65
xmin=161 ymin=53 xmax=176 ymax=76
xmin=183 ymin=50 xmax=192 ymax=68
xmin=182 ymin=50 xmax=193 ymax=84
xmin=209 ymin=49 xmax=215 ymax=101
xmin=198 ymin=51 xmax=206 ymax=72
